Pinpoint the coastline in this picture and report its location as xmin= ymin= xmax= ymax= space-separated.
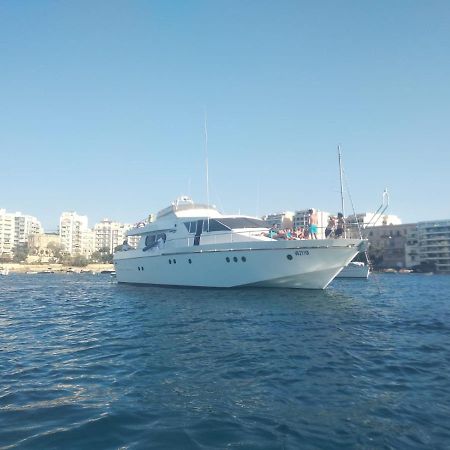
xmin=0 ymin=263 xmax=114 ymax=273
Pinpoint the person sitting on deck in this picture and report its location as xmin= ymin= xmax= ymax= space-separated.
xmin=268 ymin=225 xmax=278 ymax=239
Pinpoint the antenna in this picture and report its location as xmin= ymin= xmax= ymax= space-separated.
xmin=204 ymin=111 xmax=210 ymax=207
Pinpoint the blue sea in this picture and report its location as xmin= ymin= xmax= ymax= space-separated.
xmin=1 ymin=273 xmax=450 ymax=450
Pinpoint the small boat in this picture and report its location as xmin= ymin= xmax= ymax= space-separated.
xmin=336 ymin=261 xmax=370 ymax=279
xmin=114 ymin=196 xmax=367 ymax=290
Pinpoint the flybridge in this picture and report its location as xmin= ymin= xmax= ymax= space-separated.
xmin=156 ymin=196 xmax=219 ymax=220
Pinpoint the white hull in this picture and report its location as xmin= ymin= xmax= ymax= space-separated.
xmin=115 ymin=240 xmax=364 ymax=289
xmin=336 ymin=262 xmax=370 ymax=279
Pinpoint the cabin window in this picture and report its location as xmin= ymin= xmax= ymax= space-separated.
xmin=183 ymin=221 xmax=199 ymax=233
xmin=216 ymin=217 xmax=270 ymax=229
xmin=207 ymin=220 xmax=229 ymax=232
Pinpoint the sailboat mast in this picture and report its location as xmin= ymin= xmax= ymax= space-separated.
xmin=204 ymin=112 xmax=210 ymax=207
xmin=338 ymin=145 xmax=345 ymax=217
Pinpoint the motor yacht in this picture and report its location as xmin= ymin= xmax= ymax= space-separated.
xmin=114 ymin=196 xmax=367 ymax=289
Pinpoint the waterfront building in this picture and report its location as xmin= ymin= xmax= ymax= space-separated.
xmin=346 ymin=212 xmax=402 ymax=228
xmin=416 ymin=220 xmax=450 ymax=273
xmin=293 ymin=210 xmax=330 ymax=239
xmin=263 ymin=212 xmax=295 ymax=229
xmin=94 ymin=219 xmax=134 ymax=254
xmin=365 ymin=223 xmax=416 ymax=269
xmin=28 ymin=233 xmax=60 ymax=262
xmin=405 ymin=227 xmax=420 ymax=268
xmin=0 ymin=209 xmax=43 ymax=257
xmin=59 ymin=211 xmax=90 ymax=256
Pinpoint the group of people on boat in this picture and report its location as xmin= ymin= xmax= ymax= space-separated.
xmin=324 ymin=212 xmax=345 ymax=238
xmin=265 ymin=209 xmax=346 ymax=240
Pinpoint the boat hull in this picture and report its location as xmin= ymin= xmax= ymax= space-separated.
xmin=336 ymin=263 xmax=370 ymax=279
xmin=114 ymin=240 xmax=365 ymax=290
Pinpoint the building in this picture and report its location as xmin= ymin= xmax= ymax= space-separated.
xmin=263 ymin=212 xmax=295 ymax=229
xmin=28 ymin=233 xmax=60 ymax=262
xmin=346 ymin=212 xmax=402 ymax=228
xmin=365 ymin=223 xmax=417 ymax=269
xmin=59 ymin=211 xmax=91 ymax=256
xmin=293 ymin=209 xmax=330 ymax=239
xmin=0 ymin=209 xmax=43 ymax=257
xmin=416 ymin=220 xmax=450 ymax=273
xmin=94 ymin=219 xmax=134 ymax=254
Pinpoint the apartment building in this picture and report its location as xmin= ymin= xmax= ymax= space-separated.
xmin=263 ymin=212 xmax=295 ymax=229
xmin=416 ymin=220 xmax=450 ymax=273
xmin=0 ymin=209 xmax=43 ymax=257
xmin=59 ymin=212 xmax=90 ymax=256
xmin=346 ymin=212 xmax=402 ymax=228
xmin=94 ymin=219 xmax=134 ymax=254
xmin=293 ymin=209 xmax=330 ymax=239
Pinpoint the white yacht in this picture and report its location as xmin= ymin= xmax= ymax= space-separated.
xmin=114 ymin=197 xmax=367 ymax=289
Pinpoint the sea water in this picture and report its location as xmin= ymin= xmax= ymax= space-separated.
xmin=1 ymin=273 xmax=450 ymax=449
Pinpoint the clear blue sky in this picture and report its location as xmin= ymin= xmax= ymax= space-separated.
xmin=1 ymin=1 xmax=449 ymax=230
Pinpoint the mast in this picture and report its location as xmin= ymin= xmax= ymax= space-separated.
xmin=338 ymin=145 xmax=345 ymax=217
xmin=204 ymin=112 xmax=210 ymax=207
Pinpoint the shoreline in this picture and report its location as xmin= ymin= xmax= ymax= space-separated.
xmin=0 ymin=263 xmax=114 ymax=273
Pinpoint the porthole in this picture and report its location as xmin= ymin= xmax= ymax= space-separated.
xmin=169 ymin=259 xmax=172 ymax=264
xmin=233 ymin=256 xmax=238 ymax=262
xmin=138 ymin=267 xmax=141 ymax=271
xmin=141 ymin=266 xmax=144 ymax=271
xmin=226 ymin=257 xmax=230 ymax=263
xmin=287 ymin=254 xmax=293 ymax=261
xmin=241 ymin=256 xmax=246 ymax=262
xmin=188 ymin=259 xmax=192 ymax=264
xmin=173 ymin=259 xmax=177 ymax=264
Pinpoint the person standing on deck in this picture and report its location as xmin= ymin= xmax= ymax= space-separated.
xmin=325 ymin=216 xmax=335 ymax=238
xmin=308 ymin=209 xmax=318 ymax=239
xmin=335 ymin=213 xmax=345 ymax=238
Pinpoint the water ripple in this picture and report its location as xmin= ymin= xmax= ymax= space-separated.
xmin=1 ymin=273 xmax=450 ymax=449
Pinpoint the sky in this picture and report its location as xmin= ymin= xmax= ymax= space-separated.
xmin=1 ymin=0 xmax=449 ymax=230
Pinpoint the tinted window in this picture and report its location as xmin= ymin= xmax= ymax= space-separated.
xmin=217 ymin=217 xmax=270 ymax=229
xmin=183 ymin=222 xmax=198 ymax=233
xmin=206 ymin=219 xmax=229 ymax=232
